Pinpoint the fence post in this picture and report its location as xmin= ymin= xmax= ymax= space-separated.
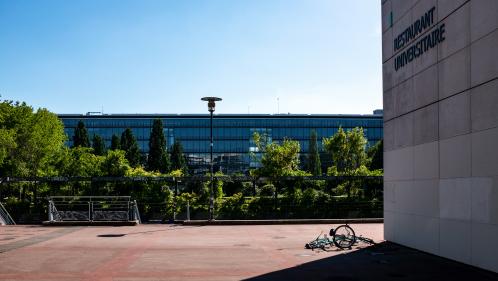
xmin=133 ymin=200 xmax=141 ymax=224
xmin=173 ymin=200 xmax=176 ymax=222
xmin=48 ymin=200 xmax=53 ymax=222
xmin=88 ymin=201 xmax=91 ymax=221
xmin=274 ymin=181 xmax=278 ymax=219
xmin=173 ymin=179 xmax=178 ymax=222
xmin=186 ymin=200 xmax=190 ymax=221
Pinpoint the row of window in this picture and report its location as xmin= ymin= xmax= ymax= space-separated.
xmin=66 ymin=136 xmax=381 ymax=155
xmin=65 ymin=127 xmax=383 ymax=143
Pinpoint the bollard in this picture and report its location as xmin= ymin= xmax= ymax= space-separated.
xmin=48 ymin=200 xmax=53 ymax=221
xmin=186 ymin=200 xmax=190 ymax=221
xmin=173 ymin=200 xmax=176 ymax=222
xmin=173 ymin=179 xmax=178 ymax=222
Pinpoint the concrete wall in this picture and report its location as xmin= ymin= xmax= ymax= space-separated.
xmin=382 ymin=0 xmax=498 ymax=272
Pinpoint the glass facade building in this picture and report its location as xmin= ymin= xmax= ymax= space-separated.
xmin=58 ymin=113 xmax=383 ymax=174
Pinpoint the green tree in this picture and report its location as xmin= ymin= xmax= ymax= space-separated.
xmin=307 ymin=130 xmax=322 ymax=176
xmin=323 ymin=127 xmax=370 ymax=198
xmin=0 ymin=101 xmax=66 ymax=177
xmin=101 ymin=150 xmax=131 ymax=176
xmin=147 ymin=119 xmax=170 ymax=172
xmin=323 ymin=127 xmax=368 ymax=174
xmin=110 ymin=134 xmax=120 ymax=150
xmin=251 ymin=132 xmax=308 ymax=210
xmin=120 ymin=128 xmax=141 ymax=167
xmin=59 ymin=147 xmax=103 ymax=177
xmin=252 ymin=132 xmax=302 ymax=178
xmin=367 ymin=140 xmax=383 ymax=171
xmin=0 ymin=128 xmax=16 ymax=169
xmin=171 ymin=140 xmax=187 ymax=173
xmin=92 ymin=134 xmax=106 ymax=156
xmin=0 ymin=101 xmax=21 ymax=173
xmin=73 ymin=120 xmax=90 ymax=148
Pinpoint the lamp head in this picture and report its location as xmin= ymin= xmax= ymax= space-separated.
xmin=201 ymin=97 xmax=222 ymax=112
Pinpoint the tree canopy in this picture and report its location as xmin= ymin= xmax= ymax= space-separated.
xmin=0 ymin=101 xmax=66 ymax=176
xmin=73 ymin=121 xmax=90 ymax=148
xmin=147 ymin=119 xmax=170 ymax=172
xmin=252 ymin=132 xmax=302 ymax=178
xmin=58 ymin=147 xmax=103 ymax=177
xmin=171 ymin=140 xmax=187 ymax=173
xmin=92 ymin=134 xmax=106 ymax=156
xmin=110 ymin=134 xmax=120 ymax=150
xmin=307 ymin=130 xmax=322 ymax=176
xmin=0 ymin=128 xmax=16 ymax=169
xmin=323 ymin=127 xmax=368 ymax=175
xmin=101 ymin=150 xmax=131 ymax=176
xmin=120 ymin=128 xmax=142 ymax=167
xmin=367 ymin=140 xmax=383 ymax=171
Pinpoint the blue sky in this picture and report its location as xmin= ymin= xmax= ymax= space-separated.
xmin=0 ymin=0 xmax=382 ymax=114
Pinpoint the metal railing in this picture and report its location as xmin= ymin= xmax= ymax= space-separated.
xmin=169 ymin=199 xmax=382 ymax=221
xmin=0 ymin=202 xmax=16 ymax=225
xmin=48 ymin=196 xmax=141 ymax=222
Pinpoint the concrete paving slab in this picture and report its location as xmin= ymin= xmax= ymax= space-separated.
xmin=0 ymin=224 xmax=496 ymax=281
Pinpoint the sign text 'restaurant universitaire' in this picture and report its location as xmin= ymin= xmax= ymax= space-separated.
xmin=393 ymin=6 xmax=445 ymax=71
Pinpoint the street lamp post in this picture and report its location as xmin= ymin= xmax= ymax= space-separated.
xmin=201 ymin=97 xmax=222 ymax=221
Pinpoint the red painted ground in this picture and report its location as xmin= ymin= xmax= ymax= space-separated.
xmin=0 ymin=224 xmax=496 ymax=281
xmin=0 ymin=224 xmax=379 ymax=280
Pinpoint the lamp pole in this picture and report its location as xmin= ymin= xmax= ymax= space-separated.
xmin=201 ymin=97 xmax=222 ymax=221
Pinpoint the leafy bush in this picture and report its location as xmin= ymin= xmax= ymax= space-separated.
xmin=258 ymin=184 xmax=275 ymax=196
xmin=217 ymin=193 xmax=247 ymax=219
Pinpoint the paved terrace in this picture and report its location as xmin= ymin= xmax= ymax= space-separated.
xmin=0 ymin=224 xmax=496 ymax=281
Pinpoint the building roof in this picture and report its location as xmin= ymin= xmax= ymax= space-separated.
xmin=58 ymin=112 xmax=383 ymax=119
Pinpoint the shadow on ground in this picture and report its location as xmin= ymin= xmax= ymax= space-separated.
xmin=243 ymin=242 xmax=498 ymax=281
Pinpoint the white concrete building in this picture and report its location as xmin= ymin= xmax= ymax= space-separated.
xmin=382 ymin=0 xmax=498 ymax=272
